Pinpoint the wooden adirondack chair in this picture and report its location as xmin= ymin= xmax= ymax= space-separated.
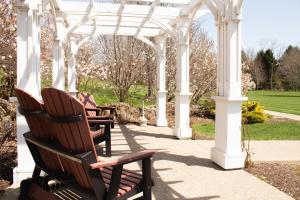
xmin=18 ymin=87 xmax=155 ymax=200
xmin=78 ymin=92 xmax=115 ymax=128
xmin=15 ymin=88 xmax=112 ymax=156
xmin=15 ymin=88 xmax=63 ymax=179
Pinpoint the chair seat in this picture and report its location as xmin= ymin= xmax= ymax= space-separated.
xmin=101 ymin=167 xmax=142 ymax=197
xmin=90 ymin=129 xmax=105 ymax=139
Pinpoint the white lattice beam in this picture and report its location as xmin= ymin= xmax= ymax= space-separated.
xmin=134 ymin=0 xmax=160 ymax=37
xmin=204 ymin=0 xmax=218 ymax=18
xmin=60 ymin=2 xmax=181 ymax=16
xmin=128 ymin=0 xmax=189 ymax=4
xmin=72 ymin=25 xmax=160 ymax=37
xmin=63 ymin=2 xmax=180 ymax=36
xmin=181 ymin=0 xmax=204 ymax=15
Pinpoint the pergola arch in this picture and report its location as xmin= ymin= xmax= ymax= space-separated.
xmin=72 ymin=33 xmax=158 ymax=54
xmin=15 ymin=0 xmax=246 ymax=182
xmin=66 ymin=31 xmax=160 ymax=96
xmin=66 ymin=15 xmax=175 ymax=37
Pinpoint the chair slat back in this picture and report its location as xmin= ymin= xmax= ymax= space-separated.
xmin=41 ymin=88 xmax=100 ymax=190
xmin=42 ymin=88 xmax=96 ymax=155
xmin=15 ymin=88 xmax=63 ymax=172
xmin=78 ymin=93 xmax=98 ymax=116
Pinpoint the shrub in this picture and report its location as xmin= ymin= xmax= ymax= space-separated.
xmin=193 ymin=100 xmax=266 ymax=124
xmin=196 ymin=99 xmax=215 ymax=119
xmin=242 ymin=101 xmax=267 ymax=124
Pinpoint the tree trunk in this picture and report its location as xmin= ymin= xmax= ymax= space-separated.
xmin=146 ymin=62 xmax=153 ymax=97
xmin=145 ymin=49 xmax=153 ymax=97
xmin=270 ymin=66 xmax=273 ymax=90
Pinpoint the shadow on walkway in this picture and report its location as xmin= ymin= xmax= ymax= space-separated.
xmin=119 ymin=125 xmax=222 ymax=200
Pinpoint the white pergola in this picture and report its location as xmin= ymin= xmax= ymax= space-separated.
xmin=15 ymin=0 xmax=246 ymax=182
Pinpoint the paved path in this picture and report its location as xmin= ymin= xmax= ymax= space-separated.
xmin=3 ymin=125 xmax=300 ymax=200
xmin=265 ymin=110 xmax=300 ymax=121
xmin=111 ymin=125 xmax=297 ymax=200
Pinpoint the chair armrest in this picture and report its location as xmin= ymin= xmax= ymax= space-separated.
xmin=88 ymin=119 xmax=113 ymax=125
xmin=85 ymin=107 xmax=101 ymax=112
xmin=87 ymin=116 xmax=112 ymax=120
xmin=97 ymin=106 xmax=115 ymax=110
xmin=90 ymin=150 xmax=155 ymax=169
xmin=97 ymin=106 xmax=116 ymax=114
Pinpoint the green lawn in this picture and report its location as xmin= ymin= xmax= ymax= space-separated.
xmin=192 ymin=121 xmax=300 ymax=140
xmin=247 ymin=90 xmax=300 ymax=115
xmin=78 ymin=80 xmax=155 ymax=107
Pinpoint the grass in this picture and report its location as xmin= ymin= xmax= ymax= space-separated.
xmin=78 ymin=79 xmax=155 ymax=108
xmin=247 ymin=90 xmax=300 ymax=115
xmin=192 ymin=120 xmax=300 ymax=140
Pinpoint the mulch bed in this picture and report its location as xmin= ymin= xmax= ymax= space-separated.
xmin=245 ymin=162 xmax=300 ymax=200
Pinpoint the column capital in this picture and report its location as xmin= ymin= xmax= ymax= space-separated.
xmin=220 ymin=1 xmax=242 ymax=24
xmin=155 ymin=35 xmax=167 ymax=43
xmin=17 ymin=0 xmax=41 ymax=10
xmin=69 ymin=40 xmax=78 ymax=55
xmin=218 ymin=14 xmax=241 ymax=25
xmin=53 ymin=38 xmax=65 ymax=45
xmin=17 ymin=5 xmax=29 ymax=12
xmin=54 ymin=13 xmax=67 ymax=41
xmin=154 ymin=37 xmax=166 ymax=58
xmin=176 ymin=16 xmax=190 ymax=44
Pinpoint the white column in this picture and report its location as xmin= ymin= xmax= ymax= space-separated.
xmin=155 ymin=37 xmax=168 ymax=127
xmin=174 ymin=17 xmax=192 ymax=139
xmin=15 ymin=2 xmax=41 ymax=182
xmin=52 ymin=39 xmax=65 ymax=90
xmin=211 ymin=8 xmax=247 ymax=169
xmin=68 ymin=41 xmax=78 ymax=97
xmin=52 ymin=16 xmax=65 ymax=90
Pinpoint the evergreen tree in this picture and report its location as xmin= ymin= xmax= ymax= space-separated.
xmin=254 ymin=49 xmax=279 ymax=89
xmin=253 ymin=50 xmax=268 ymax=89
xmin=263 ymin=49 xmax=279 ymax=89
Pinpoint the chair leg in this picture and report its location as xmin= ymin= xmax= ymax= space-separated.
xmin=106 ymin=136 xmax=111 ymax=157
xmin=111 ymin=122 xmax=114 ymax=129
xmin=142 ymin=158 xmax=152 ymax=200
xmin=105 ymin=124 xmax=111 ymax=157
xmin=32 ymin=166 xmax=41 ymax=178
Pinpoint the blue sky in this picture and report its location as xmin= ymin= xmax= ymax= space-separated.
xmin=199 ymin=0 xmax=300 ymax=55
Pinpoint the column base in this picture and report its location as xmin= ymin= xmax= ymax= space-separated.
xmin=13 ymin=167 xmax=33 ymax=183
xmin=68 ymin=90 xmax=78 ymax=98
xmin=156 ymin=118 xmax=168 ymax=127
xmin=173 ymin=127 xmax=192 ymax=139
xmin=211 ymin=147 xmax=245 ymax=169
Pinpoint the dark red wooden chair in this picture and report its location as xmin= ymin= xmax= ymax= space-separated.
xmin=18 ymin=87 xmax=155 ymax=200
xmin=15 ymin=88 xmax=112 ymax=157
xmin=78 ymin=92 xmax=115 ymax=128
xmin=15 ymin=88 xmax=64 ymax=176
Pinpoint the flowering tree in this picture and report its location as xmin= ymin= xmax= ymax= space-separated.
xmin=143 ymin=43 xmax=156 ymax=97
xmin=0 ymin=0 xmax=16 ymax=99
xmin=241 ymin=51 xmax=256 ymax=93
xmin=76 ymin=42 xmax=108 ymax=89
xmin=95 ymin=36 xmax=151 ymax=102
xmin=40 ymin=13 xmax=55 ymax=88
xmin=166 ymin=23 xmax=217 ymax=104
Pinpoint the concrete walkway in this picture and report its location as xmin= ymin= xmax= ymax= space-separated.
xmin=265 ymin=110 xmax=300 ymax=121
xmin=3 ymin=125 xmax=300 ymax=200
